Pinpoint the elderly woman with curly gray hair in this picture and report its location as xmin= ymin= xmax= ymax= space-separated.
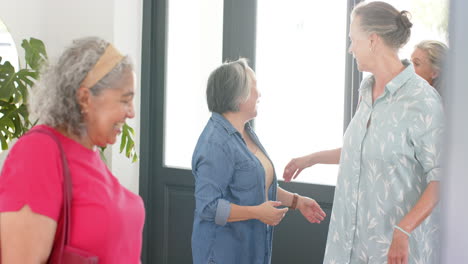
xmin=0 ymin=37 xmax=144 ymax=263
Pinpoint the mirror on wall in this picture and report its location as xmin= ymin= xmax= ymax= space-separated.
xmin=0 ymin=18 xmax=19 ymax=71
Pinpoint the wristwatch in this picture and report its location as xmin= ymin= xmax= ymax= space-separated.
xmin=289 ymin=193 xmax=299 ymax=210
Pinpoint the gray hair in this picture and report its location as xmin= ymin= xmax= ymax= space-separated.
xmin=352 ymin=1 xmax=413 ymax=50
xmin=28 ymin=36 xmax=133 ymax=137
xmin=415 ymin=40 xmax=448 ymax=94
xmin=206 ymin=58 xmax=251 ymax=114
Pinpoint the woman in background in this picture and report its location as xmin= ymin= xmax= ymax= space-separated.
xmin=411 ymin=40 xmax=448 ymax=95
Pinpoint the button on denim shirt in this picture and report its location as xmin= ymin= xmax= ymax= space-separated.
xmin=192 ymin=113 xmax=278 ymax=264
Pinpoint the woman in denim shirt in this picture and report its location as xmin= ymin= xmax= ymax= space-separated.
xmin=192 ymin=58 xmax=326 ymax=264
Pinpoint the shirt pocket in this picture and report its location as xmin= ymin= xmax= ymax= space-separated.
xmin=231 ymin=159 xmax=259 ymax=191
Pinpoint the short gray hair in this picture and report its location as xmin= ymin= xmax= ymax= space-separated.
xmin=28 ymin=36 xmax=133 ymax=137
xmin=352 ymin=1 xmax=413 ymax=50
xmin=206 ymin=58 xmax=251 ymax=114
xmin=416 ymin=40 xmax=448 ymax=95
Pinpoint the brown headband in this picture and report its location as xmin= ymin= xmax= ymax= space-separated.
xmin=80 ymin=44 xmax=124 ymax=88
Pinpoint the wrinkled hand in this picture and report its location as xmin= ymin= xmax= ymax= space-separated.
xmin=283 ymin=156 xmax=311 ymax=182
xmin=254 ymin=201 xmax=288 ymax=226
xmin=297 ymin=196 xmax=326 ymax=223
xmin=388 ymin=230 xmax=409 ymax=264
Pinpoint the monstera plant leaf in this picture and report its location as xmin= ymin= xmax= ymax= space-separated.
xmin=22 ymin=37 xmax=48 ymax=71
xmin=0 ymin=62 xmax=35 ymax=149
xmin=0 ymin=98 xmax=29 ymax=149
xmin=99 ymin=123 xmax=138 ymax=163
xmin=120 ymin=123 xmax=138 ymax=162
xmin=0 ymin=38 xmax=46 ymax=150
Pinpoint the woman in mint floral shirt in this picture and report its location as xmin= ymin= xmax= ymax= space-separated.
xmin=284 ymin=2 xmax=443 ymax=264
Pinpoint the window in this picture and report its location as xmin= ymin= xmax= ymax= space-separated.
xmin=0 ymin=20 xmax=19 ymax=154
xmin=255 ymin=0 xmax=347 ymax=185
xmin=0 ymin=19 xmax=19 ymax=71
xmin=163 ymin=0 xmax=448 ymax=179
xmin=164 ymin=0 xmax=223 ymax=169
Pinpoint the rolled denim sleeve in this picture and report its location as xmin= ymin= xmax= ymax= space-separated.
xmin=193 ymin=142 xmax=234 ymax=226
xmin=215 ymin=199 xmax=231 ymax=225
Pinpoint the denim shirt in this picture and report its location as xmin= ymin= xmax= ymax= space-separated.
xmin=191 ymin=113 xmax=278 ymax=264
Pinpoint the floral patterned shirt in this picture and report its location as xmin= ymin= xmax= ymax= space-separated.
xmin=324 ymin=61 xmax=444 ymax=264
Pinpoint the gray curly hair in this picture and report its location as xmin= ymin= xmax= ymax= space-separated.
xmin=28 ymin=36 xmax=133 ymax=137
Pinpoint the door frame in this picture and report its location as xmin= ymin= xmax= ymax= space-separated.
xmin=139 ymin=0 xmax=363 ymax=263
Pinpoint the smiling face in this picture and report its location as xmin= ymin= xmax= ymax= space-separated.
xmin=411 ymin=48 xmax=438 ymax=86
xmin=78 ymin=70 xmax=135 ymax=148
xmin=238 ymin=67 xmax=260 ymax=121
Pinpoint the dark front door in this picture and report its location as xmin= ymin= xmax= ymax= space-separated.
xmin=139 ymin=1 xmax=361 ymax=263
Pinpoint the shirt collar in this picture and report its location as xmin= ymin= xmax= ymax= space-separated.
xmin=385 ymin=59 xmax=413 ymax=95
xmin=359 ymin=59 xmax=414 ymax=96
xmin=210 ymin=112 xmax=239 ymax=135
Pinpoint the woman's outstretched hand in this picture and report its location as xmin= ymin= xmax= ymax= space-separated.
xmin=283 ymin=149 xmax=341 ymax=182
xmin=283 ymin=156 xmax=311 ymax=182
xmin=297 ymin=196 xmax=326 ymax=223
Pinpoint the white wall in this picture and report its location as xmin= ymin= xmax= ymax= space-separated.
xmin=0 ymin=0 xmax=42 ymax=65
xmin=112 ymin=0 xmax=142 ymax=194
xmin=0 ymin=0 xmax=142 ymax=194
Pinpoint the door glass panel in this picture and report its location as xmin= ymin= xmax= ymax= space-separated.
xmin=164 ymin=0 xmax=223 ymax=169
xmin=256 ymin=1 xmax=347 ymax=185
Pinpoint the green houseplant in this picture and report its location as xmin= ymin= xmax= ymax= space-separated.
xmin=0 ymin=38 xmax=138 ymax=162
